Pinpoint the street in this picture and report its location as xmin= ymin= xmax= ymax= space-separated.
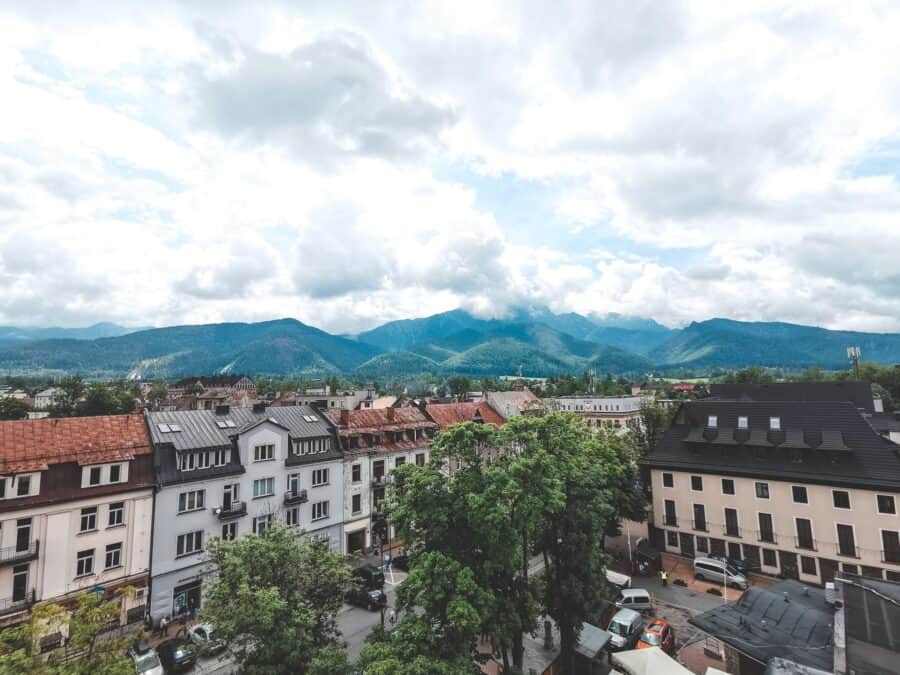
xmin=339 ymin=566 xmax=407 ymax=661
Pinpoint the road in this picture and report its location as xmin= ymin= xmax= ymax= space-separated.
xmin=339 ymin=566 xmax=407 ymax=660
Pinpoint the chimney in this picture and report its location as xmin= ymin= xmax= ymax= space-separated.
xmin=340 ymin=408 xmax=350 ymax=426
xmin=252 ymin=402 xmax=266 ymax=414
xmin=215 ymin=405 xmax=230 ymax=416
xmin=386 ymin=407 xmax=396 ymax=421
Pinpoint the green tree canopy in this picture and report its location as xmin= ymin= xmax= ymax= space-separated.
xmin=0 ymin=397 xmax=29 ymax=420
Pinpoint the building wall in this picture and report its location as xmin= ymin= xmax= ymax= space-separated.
xmin=651 ymin=469 xmax=900 ymax=584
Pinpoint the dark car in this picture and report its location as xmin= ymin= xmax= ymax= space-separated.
xmin=346 ymin=587 xmax=388 ymax=611
xmin=353 ymin=563 xmax=385 ymax=589
xmin=710 ymin=553 xmax=750 ymax=576
xmin=157 ymin=638 xmax=197 ymax=673
xmin=390 ymin=554 xmax=409 ymax=571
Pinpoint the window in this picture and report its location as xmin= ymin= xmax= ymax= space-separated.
xmin=696 ymin=536 xmax=709 ymax=553
xmin=725 ymin=508 xmax=740 ymax=537
xmin=285 ymin=507 xmax=299 ymax=527
xmin=883 ymin=531 xmax=900 ymax=564
xmin=690 ymin=475 xmax=703 ymax=491
xmin=663 ymin=500 xmax=677 ymax=527
xmin=312 ymin=469 xmax=329 ymax=487
xmin=17 ymin=476 xmax=30 ymax=497
xmin=253 ymin=477 xmax=275 ymax=498
xmin=253 ymin=514 xmax=273 ymax=535
xmin=179 ymin=453 xmax=195 ymax=471
xmin=351 ymin=493 xmax=362 ymax=514
xmin=833 ymin=490 xmax=851 ymax=509
xmin=707 ymin=416 xmax=717 ymax=428
xmin=769 ymin=417 xmax=781 ymax=430
xmin=105 ymin=542 xmax=122 ymax=569
xmin=108 ymin=502 xmax=124 ymax=527
xmin=76 ymin=549 xmax=94 ymax=577
xmin=178 ymin=490 xmax=205 ymax=513
xmin=89 ymin=467 xmax=102 ymax=486
xmin=395 ymin=457 xmax=406 ymax=468
xmin=80 ymin=507 xmax=97 ymax=533
xmin=221 ymin=522 xmax=237 ymax=540
xmin=351 ymin=464 xmax=361 ymax=482
xmin=176 ymin=531 xmax=203 ymax=556
xmin=312 ymin=501 xmax=329 ymax=521
xmin=796 ymin=518 xmax=815 ymax=550
xmin=877 ymin=495 xmax=896 ymax=515
xmin=415 ymin=453 xmax=426 ymax=467
xmin=662 ymin=473 xmax=674 ymax=488
xmin=737 ymin=416 xmax=748 ymax=429
xmin=800 ymin=556 xmax=817 ymax=576
xmin=758 ymin=513 xmax=775 ymax=543
xmin=109 ymin=465 xmax=121 ymax=483
xmin=253 ymin=444 xmax=274 ymax=462
xmin=373 ymin=460 xmax=385 ymax=479
xmin=212 ymin=449 xmax=228 ymax=467
xmin=666 ymin=531 xmax=678 ymax=547
xmin=0 ymin=480 xmax=4 ymax=499
xmin=721 ymin=479 xmax=735 ymax=495
xmin=762 ymin=549 xmax=777 ymax=567
xmin=836 ymin=524 xmax=857 ymax=557
xmin=792 ymin=486 xmax=808 ymax=504
xmin=755 ymin=482 xmax=770 ymax=499
xmin=692 ymin=504 xmax=707 ymax=531
xmin=287 ymin=473 xmax=300 ymax=495
xmin=196 ymin=452 xmax=211 ymax=469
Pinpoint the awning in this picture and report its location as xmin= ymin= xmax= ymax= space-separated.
xmin=612 ymin=647 xmax=693 ymax=675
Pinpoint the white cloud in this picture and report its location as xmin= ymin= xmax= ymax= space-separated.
xmin=0 ymin=1 xmax=900 ymax=335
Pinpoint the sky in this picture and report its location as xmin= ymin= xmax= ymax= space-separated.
xmin=2 ymin=1 xmax=900 ymax=334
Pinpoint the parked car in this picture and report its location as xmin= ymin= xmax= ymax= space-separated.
xmin=157 ymin=638 xmax=197 ymax=672
xmin=694 ymin=557 xmax=748 ymax=589
xmin=709 ymin=553 xmax=750 ymax=576
xmin=346 ymin=587 xmax=388 ymax=611
xmin=606 ymin=608 xmax=644 ymax=651
xmin=390 ymin=554 xmax=409 ymax=571
xmin=614 ymin=588 xmax=653 ymax=614
xmin=353 ymin=563 xmax=386 ymax=589
xmin=606 ymin=569 xmax=632 ymax=589
xmin=187 ymin=623 xmax=226 ymax=655
xmin=637 ymin=619 xmax=675 ymax=654
xmin=130 ymin=641 xmax=165 ymax=675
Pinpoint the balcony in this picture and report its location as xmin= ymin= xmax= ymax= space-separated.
xmin=663 ymin=515 xmax=678 ymax=527
xmin=835 ymin=543 xmax=860 ymax=559
xmin=757 ymin=530 xmax=777 ymax=545
xmin=794 ymin=536 xmax=817 ymax=552
xmin=0 ymin=541 xmax=39 ymax=568
xmin=691 ymin=519 xmax=708 ymax=533
xmin=371 ymin=474 xmax=391 ymax=487
xmin=0 ymin=590 xmax=35 ymax=617
xmin=214 ymin=501 xmax=246 ymax=520
xmin=722 ymin=526 xmax=741 ymax=538
xmin=284 ymin=489 xmax=308 ymax=505
xmin=882 ymin=550 xmax=900 ymax=565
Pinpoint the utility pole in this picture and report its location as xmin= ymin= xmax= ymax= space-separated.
xmin=847 ymin=346 xmax=861 ymax=379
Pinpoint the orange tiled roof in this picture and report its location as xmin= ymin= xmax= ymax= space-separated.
xmin=426 ymin=402 xmax=505 ymax=428
xmin=0 ymin=415 xmax=151 ymax=474
xmin=324 ymin=407 xmax=438 ymax=434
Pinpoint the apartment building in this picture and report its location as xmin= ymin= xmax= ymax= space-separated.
xmin=424 ymin=401 xmax=506 ymax=474
xmin=0 ymin=415 xmax=153 ymax=628
xmin=146 ymin=404 xmax=342 ymax=625
xmin=325 ymin=407 xmax=437 ymax=554
xmin=647 ymin=388 xmax=900 ymax=586
xmin=545 ymin=394 xmax=650 ymax=430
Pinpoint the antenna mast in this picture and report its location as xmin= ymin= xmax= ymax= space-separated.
xmin=847 ymin=346 xmax=861 ymax=379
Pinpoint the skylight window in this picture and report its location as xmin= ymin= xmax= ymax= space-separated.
xmin=168 ymin=423 xmax=182 ymax=432
xmin=303 ymin=415 xmax=319 ymax=423
xmin=157 ymin=423 xmax=171 ymax=433
xmin=769 ymin=417 xmax=781 ymax=430
xmin=707 ymin=415 xmax=718 ymax=428
xmin=737 ymin=416 xmax=748 ymax=429
xmin=215 ymin=419 xmax=237 ymax=429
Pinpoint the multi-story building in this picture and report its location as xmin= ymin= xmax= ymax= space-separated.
xmin=647 ymin=385 xmax=900 ymax=586
xmin=325 ymin=407 xmax=437 ymax=555
xmin=424 ymin=401 xmax=506 ymax=474
xmin=485 ymin=389 xmax=543 ymax=420
xmin=545 ymin=394 xmax=651 ymax=430
xmin=146 ymin=404 xmax=342 ymax=625
xmin=0 ymin=415 xmax=154 ymax=628
xmin=293 ymin=384 xmax=378 ymax=411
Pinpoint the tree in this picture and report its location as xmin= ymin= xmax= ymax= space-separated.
xmin=446 ymin=376 xmax=471 ymax=398
xmin=357 ymin=551 xmax=489 ymax=674
xmin=50 ymin=376 xmax=85 ymax=416
xmin=0 ymin=588 xmax=136 ymax=675
xmin=0 ymin=398 xmax=29 ymax=420
xmin=722 ymin=367 xmax=775 ymax=384
xmin=632 ymin=401 xmax=674 ymax=460
xmin=201 ymin=525 xmax=351 ymax=675
xmin=147 ymin=382 xmax=168 ymax=408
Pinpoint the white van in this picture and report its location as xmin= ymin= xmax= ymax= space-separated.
xmin=693 ymin=557 xmax=748 ymax=589
xmin=614 ymin=588 xmax=653 ymax=613
xmin=607 ymin=608 xmax=644 ymax=651
xmin=606 ymin=570 xmax=632 ymax=589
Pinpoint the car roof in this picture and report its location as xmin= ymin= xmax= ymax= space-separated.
xmin=612 ymin=608 xmax=641 ymax=622
xmin=647 ymin=619 xmax=669 ymax=630
xmin=621 ymin=588 xmax=650 ymax=597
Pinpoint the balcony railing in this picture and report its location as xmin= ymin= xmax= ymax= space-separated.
xmin=795 ymin=536 xmax=817 ymax=552
xmin=371 ymin=474 xmax=391 ymax=487
xmin=0 ymin=590 xmax=35 ymax=616
xmin=722 ymin=526 xmax=741 ymax=538
xmin=0 ymin=541 xmax=39 ymax=567
xmin=215 ymin=501 xmax=246 ymax=520
xmin=691 ymin=519 xmax=708 ymax=533
xmin=882 ymin=550 xmax=900 ymax=565
xmin=663 ymin=515 xmax=678 ymax=527
xmin=757 ymin=530 xmax=777 ymax=545
xmin=284 ymin=489 xmax=308 ymax=505
xmin=836 ymin=543 xmax=860 ymax=559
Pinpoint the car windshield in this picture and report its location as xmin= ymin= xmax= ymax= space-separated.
xmin=641 ymin=631 xmax=661 ymax=645
xmin=726 ymin=567 xmax=740 ymax=577
xmin=136 ymin=653 xmax=161 ymax=673
xmin=608 ymin=621 xmax=628 ymax=636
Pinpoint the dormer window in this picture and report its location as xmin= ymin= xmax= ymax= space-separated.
xmin=81 ymin=463 xmax=128 ymax=488
xmin=737 ymin=416 xmax=748 ymax=430
xmin=769 ymin=417 xmax=781 ymax=430
xmin=707 ymin=416 xmax=718 ymax=428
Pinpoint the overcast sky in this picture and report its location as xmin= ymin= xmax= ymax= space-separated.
xmin=2 ymin=1 xmax=900 ymax=334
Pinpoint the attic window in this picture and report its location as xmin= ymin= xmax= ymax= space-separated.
xmin=737 ymin=416 xmax=748 ymax=430
xmin=215 ymin=420 xmax=236 ymax=429
xmin=707 ymin=416 xmax=718 ymax=428
xmin=302 ymin=415 xmax=319 ymax=422
xmin=156 ymin=423 xmax=183 ymax=433
xmin=769 ymin=417 xmax=781 ymax=430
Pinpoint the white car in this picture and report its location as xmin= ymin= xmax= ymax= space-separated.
xmin=130 ymin=642 xmax=164 ymax=675
xmin=188 ymin=622 xmax=226 ymax=654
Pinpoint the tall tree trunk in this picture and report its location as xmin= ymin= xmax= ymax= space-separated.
xmin=512 ymin=630 xmax=524 ymax=670
xmin=500 ymin=640 xmax=510 ymax=673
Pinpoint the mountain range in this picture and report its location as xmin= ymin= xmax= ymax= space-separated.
xmin=0 ymin=322 xmax=144 ymax=349
xmin=0 ymin=309 xmax=898 ymax=379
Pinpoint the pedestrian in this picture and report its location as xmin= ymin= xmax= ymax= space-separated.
xmin=159 ymin=615 xmax=169 ymax=638
xmin=660 ymin=569 xmax=668 ymax=587
xmin=389 ymin=609 xmax=396 ymax=626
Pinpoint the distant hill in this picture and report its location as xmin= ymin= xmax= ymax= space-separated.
xmin=354 ymin=351 xmax=442 ymax=378
xmin=0 ymin=319 xmax=381 ymax=378
xmin=0 ymin=322 xmax=145 ymax=349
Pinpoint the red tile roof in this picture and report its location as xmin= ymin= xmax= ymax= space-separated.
xmin=425 ymin=402 xmax=505 ymax=428
xmin=324 ymin=406 xmax=438 ymax=434
xmin=0 ymin=415 xmax=151 ymax=474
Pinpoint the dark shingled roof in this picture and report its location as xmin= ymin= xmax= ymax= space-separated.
xmin=690 ymin=580 xmax=833 ymax=672
xmin=648 ymin=400 xmax=900 ymax=491
xmin=709 ymin=381 xmax=875 ymax=413
xmin=840 ymin=574 xmax=900 ymax=675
